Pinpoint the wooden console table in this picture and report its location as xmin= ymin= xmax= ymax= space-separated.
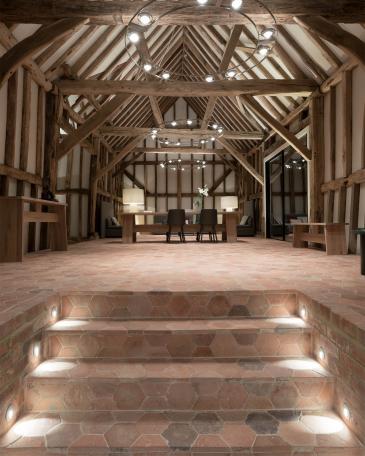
xmin=119 ymin=211 xmax=238 ymax=244
xmin=293 ymin=223 xmax=347 ymax=255
xmin=354 ymin=229 xmax=365 ymax=275
xmin=0 ymin=196 xmax=67 ymax=262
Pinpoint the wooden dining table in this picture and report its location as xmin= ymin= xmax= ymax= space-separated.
xmin=119 ymin=211 xmax=239 ymax=244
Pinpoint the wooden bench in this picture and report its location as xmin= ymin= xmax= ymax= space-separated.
xmin=0 ymin=196 xmax=67 ymax=262
xmin=293 ymin=223 xmax=347 ymax=255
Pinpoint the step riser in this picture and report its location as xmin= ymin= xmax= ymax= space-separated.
xmin=61 ymin=293 xmax=297 ymax=320
xmin=46 ymin=331 xmax=311 ymax=359
xmin=24 ymin=378 xmax=334 ymax=413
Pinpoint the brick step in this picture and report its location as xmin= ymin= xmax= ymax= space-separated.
xmin=0 ymin=410 xmax=361 ymax=454
xmin=45 ymin=318 xmax=311 ymax=358
xmin=24 ymin=357 xmax=334 ymax=413
xmin=61 ymin=292 xmax=297 ymax=320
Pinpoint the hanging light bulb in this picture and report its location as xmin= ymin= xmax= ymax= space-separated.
xmin=187 ymin=119 xmax=193 ymax=125
xmin=171 ymin=121 xmax=177 ymax=127
xmin=137 ymin=12 xmax=153 ymax=26
xmin=197 ymin=0 xmax=208 ymax=4
xmin=211 ymin=137 xmax=216 ymax=141
xmin=231 ymin=0 xmax=243 ymax=10
xmin=178 ymin=158 xmax=182 ymax=162
xmin=160 ymin=163 xmax=165 ymax=168
xmin=217 ymin=127 xmax=223 ymax=134
xmin=226 ymin=69 xmax=236 ymax=78
xmin=200 ymin=139 xmax=206 ymax=144
xmin=205 ymin=74 xmax=214 ymax=82
xmin=143 ymin=63 xmax=152 ymax=72
xmin=161 ymin=71 xmax=170 ymax=80
xmin=151 ymin=128 xmax=158 ymax=135
xmin=261 ymin=27 xmax=276 ymax=40
xmin=212 ymin=123 xmax=218 ymax=129
xmin=257 ymin=44 xmax=270 ymax=56
xmin=164 ymin=140 xmax=169 ymax=145
xmin=128 ymin=32 xmax=140 ymax=44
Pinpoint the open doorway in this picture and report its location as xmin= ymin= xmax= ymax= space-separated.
xmin=265 ymin=147 xmax=308 ymax=241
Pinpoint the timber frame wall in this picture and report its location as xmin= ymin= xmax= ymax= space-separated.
xmin=244 ymin=64 xmax=365 ymax=251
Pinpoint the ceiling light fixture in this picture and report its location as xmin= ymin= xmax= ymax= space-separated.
xmin=33 ymin=343 xmax=41 ymax=358
xmin=5 ymin=405 xmax=15 ymax=422
xmin=257 ymin=44 xmax=270 ymax=56
xmin=231 ymin=0 xmax=243 ymax=10
xmin=171 ymin=121 xmax=177 ymax=126
xmin=261 ymin=27 xmax=276 ymax=40
xmin=128 ymin=32 xmax=140 ymax=44
xmin=343 ymin=404 xmax=350 ymax=420
xmin=126 ymin=0 xmax=277 ymax=82
xmin=187 ymin=119 xmax=193 ymax=125
xmin=226 ymin=69 xmax=236 ymax=78
xmin=137 ymin=12 xmax=153 ymax=26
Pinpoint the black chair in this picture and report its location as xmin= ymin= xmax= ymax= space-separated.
xmin=197 ymin=209 xmax=218 ymax=242
xmin=166 ymin=209 xmax=186 ymax=242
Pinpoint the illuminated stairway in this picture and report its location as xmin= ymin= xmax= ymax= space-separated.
xmin=0 ymin=295 xmax=362 ymax=454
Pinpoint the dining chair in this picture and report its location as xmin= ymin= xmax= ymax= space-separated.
xmin=197 ymin=209 xmax=218 ymax=242
xmin=166 ymin=209 xmax=186 ymax=242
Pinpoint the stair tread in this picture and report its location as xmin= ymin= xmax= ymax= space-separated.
xmin=26 ymin=357 xmax=331 ymax=381
xmin=47 ymin=317 xmax=310 ymax=333
xmin=1 ymin=410 xmax=362 ymax=452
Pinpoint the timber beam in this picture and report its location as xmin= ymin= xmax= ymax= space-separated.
xmin=0 ymin=18 xmax=86 ymax=88
xmin=294 ymin=16 xmax=365 ymax=67
xmin=101 ymin=127 xmax=264 ymax=141
xmin=1 ymin=1 xmax=365 ymax=25
xmin=55 ymin=79 xmax=317 ymax=97
xmin=217 ymin=138 xmax=264 ymax=185
xmin=57 ymin=93 xmax=134 ymax=159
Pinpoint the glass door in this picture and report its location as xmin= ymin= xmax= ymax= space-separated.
xmin=266 ymin=148 xmax=308 ymax=241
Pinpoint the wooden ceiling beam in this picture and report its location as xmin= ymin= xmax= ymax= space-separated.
xmin=242 ymin=95 xmax=312 ymax=160
xmin=100 ymin=127 xmax=264 ymax=140
xmin=2 ymin=1 xmax=365 ymax=24
xmin=0 ymin=22 xmax=52 ymax=90
xmin=0 ymin=18 xmax=86 ymax=88
xmin=133 ymin=147 xmax=219 ymax=155
xmin=95 ymin=135 xmax=147 ymax=181
xmin=55 ymin=79 xmax=317 ymax=97
xmin=294 ymin=15 xmax=365 ymax=67
xmin=201 ymin=25 xmax=244 ymax=128
xmin=217 ymin=138 xmax=264 ymax=185
xmin=57 ymin=93 xmax=134 ymax=159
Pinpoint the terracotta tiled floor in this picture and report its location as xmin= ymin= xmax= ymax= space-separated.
xmin=0 ymin=236 xmax=364 ymax=330
xmin=1 ymin=409 xmax=362 ymax=454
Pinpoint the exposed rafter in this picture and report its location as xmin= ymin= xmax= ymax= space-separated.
xmin=0 ymin=18 xmax=86 ymax=88
xmin=55 ymin=79 xmax=317 ymax=97
xmin=1 ymin=0 xmax=365 ymax=24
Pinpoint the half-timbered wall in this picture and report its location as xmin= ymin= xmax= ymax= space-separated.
xmin=322 ymin=65 xmax=365 ymax=253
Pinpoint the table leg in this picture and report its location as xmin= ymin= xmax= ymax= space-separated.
xmin=121 ymin=213 xmax=135 ymax=244
xmin=224 ymin=212 xmax=237 ymax=243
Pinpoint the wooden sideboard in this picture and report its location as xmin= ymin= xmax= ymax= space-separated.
xmin=0 ymin=196 xmax=67 ymax=262
xmin=119 ymin=211 xmax=238 ymax=244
